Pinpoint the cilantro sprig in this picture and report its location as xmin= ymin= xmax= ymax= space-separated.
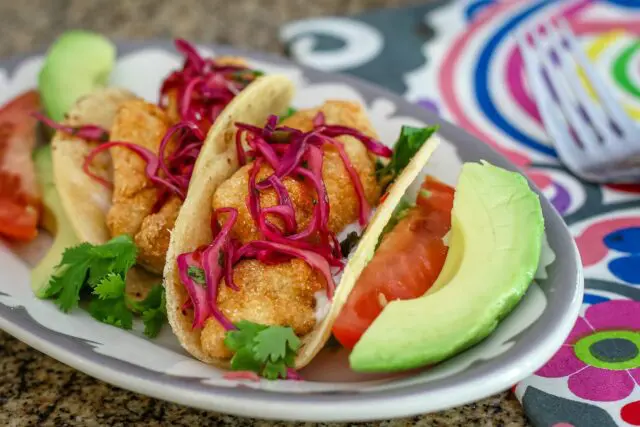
xmin=43 ymin=235 xmax=167 ymax=338
xmin=377 ymin=125 xmax=439 ymax=191
xmin=279 ymin=106 xmax=297 ymax=123
xmin=224 ymin=320 xmax=300 ymax=380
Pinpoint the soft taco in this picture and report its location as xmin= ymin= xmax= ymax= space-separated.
xmin=41 ymin=41 xmax=295 ymax=299
xmin=164 ymin=99 xmax=441 ymax=376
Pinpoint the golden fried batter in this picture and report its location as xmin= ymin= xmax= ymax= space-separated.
xmin=106 ymin=99 xmax=180 ymax=274
xmin=213 ymin=163 xmax=315 ymax=243
xmin=201 ymin=258 xmax=323 ymax=359
xmin=134 ymin=196 xmax=182 ymax=273
xmin=200 ymin=101 xmax=381 ymax=360
xmin=281 ymin=101 xmax=380 ymax=231
xmin=213 ymin=100 xmax=380 ymax=242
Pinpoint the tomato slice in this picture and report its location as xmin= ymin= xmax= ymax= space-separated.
xmin=0 ymin=90 xmax=41 ymax=241
xmin=0 ymin=199 xmax=38 ymax=240
xmin=332 ymin=176 xmax=454 ymax=350
xmin=416 ymin=175 xmax=455 ymax=213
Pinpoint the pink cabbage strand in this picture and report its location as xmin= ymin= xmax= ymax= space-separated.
xmin=33 ymin=112 xmax=109 ymax=142
xmin=83 ymin=141 xmax=186 ymax=198
xmin=178 ymin=208 xmax=240 ymax=331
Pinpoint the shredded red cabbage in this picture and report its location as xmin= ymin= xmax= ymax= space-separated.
xmin=177 ymin=111 xmax=392 ymax=336
xmin=83 ymin=141 xmax=186 ymax=198
xmin=222 ymin=371 xmax=261 ymax=381
xmin=32 ymin=112 xmax=109 ymax=142
xmin=160 ymin=39 xmax=257 ymax=129
xmin=177 ymin=250 xmax=211 ymax=329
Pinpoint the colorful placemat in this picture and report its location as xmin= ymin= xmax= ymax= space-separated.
xmin=280 ymin=1 xmax=640 ymax=425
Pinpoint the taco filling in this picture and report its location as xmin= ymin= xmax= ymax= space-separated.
xmin=171 ymin=100 xmax=440 ymax=377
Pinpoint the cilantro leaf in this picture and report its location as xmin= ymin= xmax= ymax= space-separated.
xmin=224 ymin=321 xmax=299 ymax=380
xmin=230 ymin=346 xmax=262 ymax=373
xmin=91 ymin=235 xmax=138 ymax=274
xmin=88 ymin=297 xmax=133 ymax=330
xmin=279 ymin=106 xmax=297 ymax=123
xmin=137 ymin=286 xmax=167 ymax=338
xmin=58 ymin=242 xmax=93 ymax=264
xmin=377 ymin=125 xmax=439 ymax=190
xmin=141 ymin=304 xmax=165 ymax=338
xmin=263 ymin=361 xmax=287 ymax=380
xmin=253 ymin=326 xmax=300 ymax=363
xmin=224 ymin=320 xmax=268 ymax=351
xmin=87 ymin=258 xmax=116 ymax=287
xmin=53 ymin=259 xmax=91 ymax=312
xmin=43 ymin=235 xmax=166 ymax=339
xmin=93 ymin=273 xmax=126 ymax=300
xmin=187 ymin=266 xmax=206 ymax=285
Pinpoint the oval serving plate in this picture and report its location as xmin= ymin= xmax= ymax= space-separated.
xmin=0 ymin=41 xmax=583 ymax=422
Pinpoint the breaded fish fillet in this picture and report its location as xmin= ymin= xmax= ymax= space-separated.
xmin=106 ymin=99 xmax=179 ymax=274
xmin=213 ymin=100 xmax=380 ymax=242
xmin=201 ymin=258 xmax=323 ymax=359
xmin=213 ymin=163 xmax=315 ymax=243
xmin=201 ymin=101 xmax=381 ymax=358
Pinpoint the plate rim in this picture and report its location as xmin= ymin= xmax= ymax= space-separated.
xmin=0 ymin=40 xmax=584 ymax=422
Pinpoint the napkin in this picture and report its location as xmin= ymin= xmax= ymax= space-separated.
xmin=280 ymin=1 xmax=640 ymax=425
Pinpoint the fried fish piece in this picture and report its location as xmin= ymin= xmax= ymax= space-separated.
xmin=213 ymin=100 xmax=380 ymax=242
xmin=106 ymin=99 xmax=180 ymax=274
xmin=212 ymin=163 xmax=315 ymax=243
xmin=134 ymin=195 xmax=182 ymax=273
xmin=200 ymin=258 xmax=323 ymax=359
xmin=200 ymin=101 xmax=381 ymax=359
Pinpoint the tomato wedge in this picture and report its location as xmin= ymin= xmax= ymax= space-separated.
xmin=416 ymin=175 xmax=455 ymax=213
xmin=0 ymin=90 xmax=41 ymax=241
xmin=332 ymin=176 xmax=454 ymax=350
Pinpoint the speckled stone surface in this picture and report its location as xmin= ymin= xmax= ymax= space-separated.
xmin=0 ymin=0 xmax=530 ymax=425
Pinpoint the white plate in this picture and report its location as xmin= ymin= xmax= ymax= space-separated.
xmin=0 ymin=41 xmax=583 ymax=422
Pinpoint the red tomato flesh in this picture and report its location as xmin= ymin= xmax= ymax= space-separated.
xmin=332 ymin=176 xmax=455 ymax=350
xmin=0 ymin=90 xmax=41 ymax=241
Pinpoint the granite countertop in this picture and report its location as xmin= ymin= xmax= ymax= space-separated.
xmin=0 ymin=0 xmax=529 ymax=425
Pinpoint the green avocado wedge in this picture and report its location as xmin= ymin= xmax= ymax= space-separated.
xmin=38 ymin=30 xmax=115 ymax=122
xmin=349 ymin=161 xmax=544 ymax=372
xmin=31 ymin=146 xmax=80 ymax=297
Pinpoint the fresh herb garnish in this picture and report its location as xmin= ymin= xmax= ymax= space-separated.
xmin=187 ymin=266 xmax=206 ymax=285
xmin=44 ymin=235 xmax=167 ymax=338
xmin=279 ymin=107 xmax=297 ymax=123
xmin=376 ymin=125 xmax=439 ymax=191
xmin=224 ymin=320 xmax=300 ymax=380
xmin=340 ymin=231 xmax=361 ymax=257
xmin=231 ymin=69 xmax=264 ymax=83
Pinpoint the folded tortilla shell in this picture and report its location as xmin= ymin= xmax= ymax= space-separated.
xmin=163 ymin=75 xmax=296 ymax=365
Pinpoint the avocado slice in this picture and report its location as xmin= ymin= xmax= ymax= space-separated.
xmin=31 ymin=146 xmax=80 ymax=297
xmin=38 ymin=30 xmax=115 ymax=122
xmin=349 ymin=161 xmax=544 ymax=372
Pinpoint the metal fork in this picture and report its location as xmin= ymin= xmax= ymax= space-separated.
xmin=517 ymin=18 xmax=640 ymax=183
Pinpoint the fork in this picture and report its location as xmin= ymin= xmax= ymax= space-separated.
xmin=517 ymin=18 xmax=640 ymax=183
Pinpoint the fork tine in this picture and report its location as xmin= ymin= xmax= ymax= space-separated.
xmin=516 ymin=30 xmax=586 ymax=172
xmin=543 ymin=21 xmax=618 ymax=144
xmin=529 ymin=25 xmax=601 ymax=153
xmin=556 ymin=18 xmax=636 ymax=135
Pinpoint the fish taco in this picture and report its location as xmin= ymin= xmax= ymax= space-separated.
xmin=164 ymin=99 xmax=441 ymax=375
